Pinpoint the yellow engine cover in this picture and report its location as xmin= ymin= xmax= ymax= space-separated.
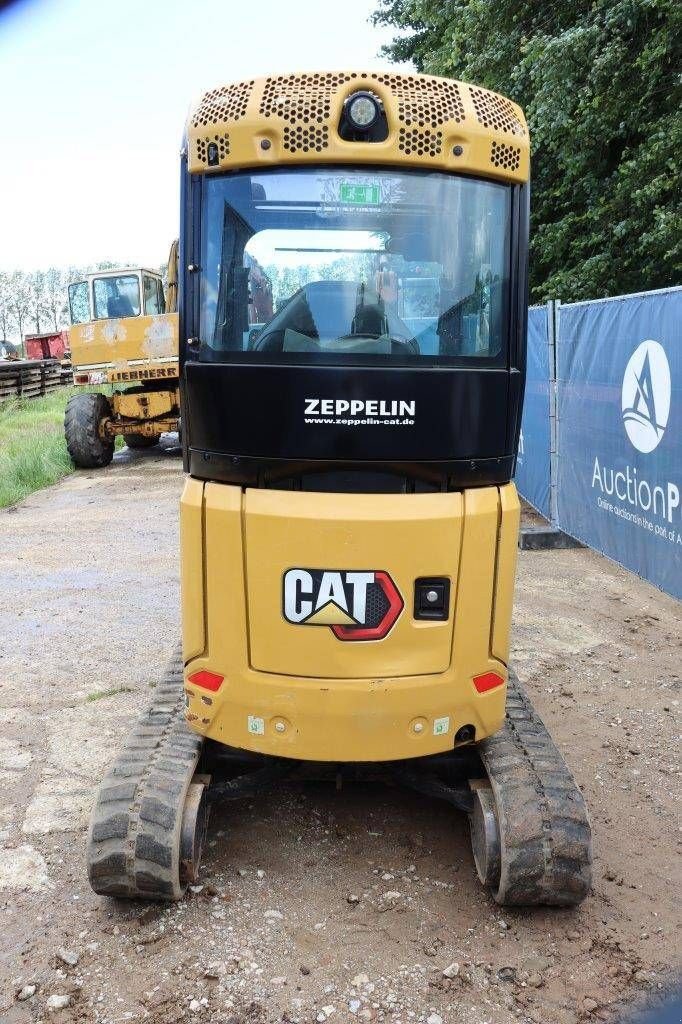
xmin=69 ymin=312 xmax=179 ymax=384
xmin=181 ymin=481 xmax=520 ymax=762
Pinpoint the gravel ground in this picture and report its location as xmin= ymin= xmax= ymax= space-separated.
xmin=0 ymin=442 xmax=679 ymax=1024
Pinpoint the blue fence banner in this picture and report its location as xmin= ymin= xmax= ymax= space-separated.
xmin=555 ymin=288 xmax=681 ymax=599
xmin=515 ymin=304 xmax=551 ymax=518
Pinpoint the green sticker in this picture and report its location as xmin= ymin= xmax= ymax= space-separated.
xmin=339 ymin=183 xmax=381 ymax=205
xmin=433 ymin=716 xmax=450 ymax=736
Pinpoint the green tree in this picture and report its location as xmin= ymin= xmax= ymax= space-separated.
xmin=0 ymin=273 xmax=12 ymax=342
xmin=27 ymin=270 xmax=47 ymax=334
xmin=265 ymin=253 xmax=378 ymax=310
xmin=43 ymin=268 xmax=69 ymax=331
xmin=373 ymin=0 xmax=681 ymax=301
xmin=7 ymin=271 xmax=32 ymax=354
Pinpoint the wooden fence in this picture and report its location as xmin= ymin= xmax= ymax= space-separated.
xmin=0 ymin=359 xmax=66 ymax=404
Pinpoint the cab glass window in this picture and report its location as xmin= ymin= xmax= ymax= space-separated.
xmin=68 ymin=281 xmax=90 ymax=324
xmin=93 ymin=274 xmax=141 ymax=319
xmin=199 ymin=167 xmax=511 ymax=363
xmin=143 ymin=275 xmax=165 ymax=315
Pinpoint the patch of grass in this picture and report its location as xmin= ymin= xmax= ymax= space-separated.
xmin=0 ymin=389 xmax=78 ymax=508
xmin=85 ymin=686 xmax=134 ymax=702
xmin=0 ymin=387 xmax=124 ymax=509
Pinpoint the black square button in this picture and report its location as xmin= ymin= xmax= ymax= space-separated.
xmin=414 ymin=577 xmax=450 ymax=620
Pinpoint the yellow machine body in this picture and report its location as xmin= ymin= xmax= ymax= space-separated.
xmin=70 ymin=312 xmax=179 ymax=386
xmin=66 ymin=251 xmax=181 ymax=447
xmin=181 ymin=480 xmax=520 ymax=762
xmin=112 ymin=387 xmax=178 ymax=420
xmin=180 ymin=70 xmax=528 ymax=763
xmin=69 ymin=311 xmax=179 ymax=438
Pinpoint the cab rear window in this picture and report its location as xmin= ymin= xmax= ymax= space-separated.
xmin=199 ymin=167 xmax=511 ymax=364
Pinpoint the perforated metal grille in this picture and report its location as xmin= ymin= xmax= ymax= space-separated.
xmin=371 ymin=73 xmax=465 ymax=127
xmin=283 ymin=124 xmax=329 ymax=154
xmin=365 ymin=582 xmax=390 ymax=627
xmin=196 ymin=133 xmax=230 ymax=165
xmin=491 ymin=140 xmax=521 ymax=171
xmin=192 ymin=81 xmax=253 ymax=128
xmin=187 ymin=73 xmax=527 ymax=176
xmin=260 ymin=72 xmax=357 ymax=124
xmin=398 ymin=127 xmax=443 ymax=157
xmin=470 ymin=87 xmax=525 ymax=137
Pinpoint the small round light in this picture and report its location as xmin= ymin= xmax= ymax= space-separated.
xmin=347 ymin=92 xmax=379 ymax=129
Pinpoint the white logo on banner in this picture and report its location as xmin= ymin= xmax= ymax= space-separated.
xmin=621 ymin=340 xmax=671 ymax=454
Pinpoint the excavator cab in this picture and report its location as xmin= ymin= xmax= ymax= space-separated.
xmin=182 ymin=160 xmax=522 ymax=485
xmin=87 ymin=72 xmax=592 ymax=906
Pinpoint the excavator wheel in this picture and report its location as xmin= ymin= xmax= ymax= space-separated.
xmin=64 ymin=393 xmax=115 ymax=469
xmin=123 ymin=432 xmax=162 ymax=449
xmin=468 ymin=671 xmax=593 ymax=906
xmin=86 ymin=651 xmax=210 ymax=900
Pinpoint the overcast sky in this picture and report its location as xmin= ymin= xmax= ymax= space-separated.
xmin=0 ymin=0 xmax=411 ymax=273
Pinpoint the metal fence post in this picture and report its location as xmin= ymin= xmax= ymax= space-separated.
xmin=518 ymin=298 xmax=583 ymax=551
xmin=547 ymin=299 xmax=560 ymax=529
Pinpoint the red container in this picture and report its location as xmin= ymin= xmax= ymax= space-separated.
xmin=25 ymin=330 xmax=69 ymax=360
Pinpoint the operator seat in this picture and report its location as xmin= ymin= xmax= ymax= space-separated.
xmin=351 ymin=301 xmax=388 ymax=337
xmin=107 ymin=288 xmax=135 ymax=318
xmin=254 ymin=281 xmax=419 ymax=355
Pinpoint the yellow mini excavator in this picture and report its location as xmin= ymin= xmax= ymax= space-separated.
xmin=87 ymin=71 xmax=592 ymax=905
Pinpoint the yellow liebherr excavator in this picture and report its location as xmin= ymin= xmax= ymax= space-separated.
xmin=86 ymin=71 xmax=592 ymax=905
xmin=64 ymin=242 xmax=180 ymax=467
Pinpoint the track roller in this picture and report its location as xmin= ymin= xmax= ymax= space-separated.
xmin=468 ymin=782 xmax=502 ymax=890
xmin=179 ymin=779 xmax=210 ymax=886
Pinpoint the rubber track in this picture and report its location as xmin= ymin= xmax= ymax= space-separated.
xmin=478 ymin=669 xmax=592 ymax=905
xmin=86 ymin=650 xmax=203 ymax=900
